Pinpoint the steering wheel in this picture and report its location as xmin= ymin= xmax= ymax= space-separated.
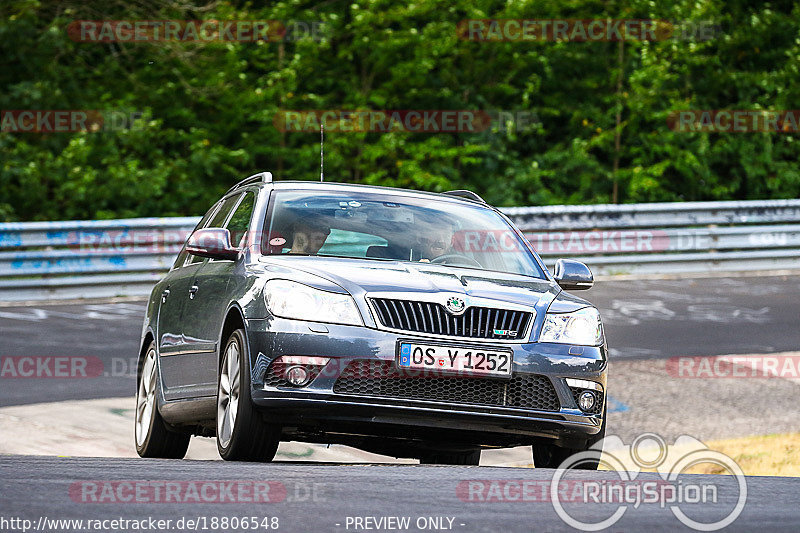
xmin=430 ymin=254 xmax=483 ymax=268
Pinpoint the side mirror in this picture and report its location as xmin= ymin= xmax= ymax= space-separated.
xmin=553 ymin=258 xmax=593 ymax=290
xmin=186 ymin=228 xmax=239 ymax=260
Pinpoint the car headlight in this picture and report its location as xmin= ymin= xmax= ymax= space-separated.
xmin=539 ymin=307 xmax=603 ymax=346
xmin=264 ymin=280 xmax=363 ymax=326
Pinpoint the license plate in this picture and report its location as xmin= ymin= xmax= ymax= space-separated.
xmin=397 ymin=342 xmax=512 ymax=377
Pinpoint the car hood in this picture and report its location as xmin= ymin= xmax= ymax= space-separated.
xmin=259 ymin=256 xmax=591 ymax=313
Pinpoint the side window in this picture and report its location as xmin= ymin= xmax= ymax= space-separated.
xmin=208 ymin=193 xmax=241 ymax=228
xmin=172 ymin=202 xmax=220 ymax=269
xmin=187 ymin=193 xmax=241 ymax=265
xmin=225 ymin=191 xmax=256 ymax=248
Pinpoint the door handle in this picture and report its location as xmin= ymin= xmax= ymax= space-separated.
xmin=189 ymin=285 xmax=199 ymax=299
xmin=161 ymin=289 xmax=170 ymax=303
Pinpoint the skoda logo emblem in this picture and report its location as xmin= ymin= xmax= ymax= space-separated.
xmin=445 ymin=296 xmax=466 ymax=314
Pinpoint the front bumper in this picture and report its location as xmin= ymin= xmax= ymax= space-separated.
xmin=245 ymin=317 xmax=607 ymax=447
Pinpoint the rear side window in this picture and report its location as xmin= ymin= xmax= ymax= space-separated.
xmin=225 ymin=191 xmax=256 ymax=248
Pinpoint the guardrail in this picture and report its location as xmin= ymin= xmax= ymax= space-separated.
xmin=506 ymin=199 xmax=800 ymax=275
xmin=1 ymin=199 xmax=799 ymax=301
xmin=0 ymin=217 xmax=199 ymax=301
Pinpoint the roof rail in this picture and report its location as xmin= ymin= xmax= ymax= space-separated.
xmin=225 ymin=171 xmax=273 ymax=195
xmin=442 ymin=189 xmax=486 ymax=204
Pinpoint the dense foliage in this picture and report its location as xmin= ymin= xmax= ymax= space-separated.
xmin=1 ymin=0 xmax=799 ymax=221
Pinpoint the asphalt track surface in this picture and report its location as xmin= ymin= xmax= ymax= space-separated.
xmin=0 ymin=455 xmax=797 ymax=532
xmin=1 ymin=274 xmax=799 ymax=406
xmin=2 ymin=274 xmax=800 ymax=532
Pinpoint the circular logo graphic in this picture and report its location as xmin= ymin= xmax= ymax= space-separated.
xmin=550 ymin=434 xmax=748 ymax=532
xmin=445 ymin=296 xmax=466 ymax=314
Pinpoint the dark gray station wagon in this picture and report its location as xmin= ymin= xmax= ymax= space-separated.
xmin=135 ymin=172 xmax=608 ymax=466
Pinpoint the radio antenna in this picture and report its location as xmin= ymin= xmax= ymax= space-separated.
xmin=320 ymin=123 xmax=324 ymax=182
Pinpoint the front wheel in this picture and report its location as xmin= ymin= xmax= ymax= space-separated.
xmin=134 ymin=343 xmax=190 ymax=458
xmin=217 ymin=328 xmax=280 ymax=461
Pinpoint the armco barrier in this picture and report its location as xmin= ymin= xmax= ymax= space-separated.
xmin=507 ymin=199 xmax=800 ymax=275
xmin=0 ymin=217 xmax=199 ymax=301
xmin=1 ymin=199 xmax=799 ymax=301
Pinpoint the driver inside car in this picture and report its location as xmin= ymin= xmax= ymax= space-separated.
xmin=288 ymin=217 xmax=331 ymax=255
xmin=417 ymin=225 xmax=455 ymax=261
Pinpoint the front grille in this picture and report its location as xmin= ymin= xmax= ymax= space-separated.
xmin=570 ymin=387 xmax=604 ymax=415
xmin=370 ymin=298 xmax=532 ymax=340
xmin=333 ymin=360 xmax=560 ymax=411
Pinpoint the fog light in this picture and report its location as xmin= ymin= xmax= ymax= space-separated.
xmin=578 ymin=391 xmax=596 ymax=411
xmin=285 ymin=365 xmax=310 ymax=386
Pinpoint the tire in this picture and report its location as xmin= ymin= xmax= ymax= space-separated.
xmin=532 ymin=405 xmax=606 ymax=469
xmin=217 ymin=328 xmax=280 ymax=461
xmin=135 ymin=342 xmax=190 ymax=458
xmin=420 ymin=449 xmax=481 ymax=465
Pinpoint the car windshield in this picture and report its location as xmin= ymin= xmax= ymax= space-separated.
xmin=262 ymin=189 xmax=545 ymax=279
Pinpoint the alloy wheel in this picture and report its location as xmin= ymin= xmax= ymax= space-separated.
xmin=217 ymin=338 xmax=241 ymax=448
xmin=135 ymin=348 xmax=157 ymax=447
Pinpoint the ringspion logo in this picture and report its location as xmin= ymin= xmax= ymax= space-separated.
xmin=552 ymin=434 xmax=746 ymax=531
xmin=457 ymin=433 xmax=747 ymax=531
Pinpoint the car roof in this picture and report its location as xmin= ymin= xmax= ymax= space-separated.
xmin=235 ymin=180 xmax=491 ymax=207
